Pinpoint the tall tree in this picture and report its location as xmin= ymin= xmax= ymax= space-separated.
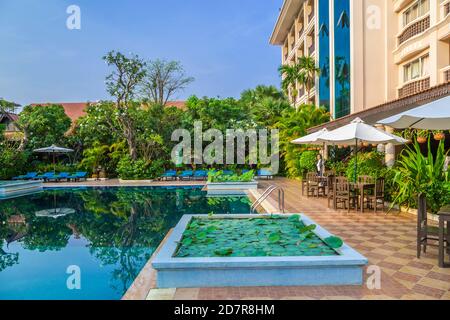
xmin=103 ymin=51 xmax=147 ymax=160
xmin=140 ymin=59 xmax=194 ymax=105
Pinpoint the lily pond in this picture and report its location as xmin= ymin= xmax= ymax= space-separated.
xmin=0 ymin=186 xmax=251 ymax=300
xmin=175 ymin=215 xmax=340 ymax=258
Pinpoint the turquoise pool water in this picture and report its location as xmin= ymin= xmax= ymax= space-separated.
xmin=0 ymin=186 xmax=251 ymax=300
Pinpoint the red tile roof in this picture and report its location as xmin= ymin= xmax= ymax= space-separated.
xmin=31 ymin=101 xmax=187 ymax=122
xmin=31 ymin=103 xmax=89 ymax=122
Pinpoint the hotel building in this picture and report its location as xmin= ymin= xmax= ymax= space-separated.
xmin=270 ymin=0 xmax=450 ymax=123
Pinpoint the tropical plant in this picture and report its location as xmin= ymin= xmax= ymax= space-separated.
xmin=277 ymin=104 xmax=330 ymax=177
xmin=345 ymin=151 xmax=386 ymax=180
xmin=298 ymin=151 xmax=319 ymax=176
xmin=116 ymin=156 xmax=165 ymax=180
xmin=391 ymin=140 xmax=449 ymax=214
xmin=297 ymin=56 xmax=321 ymax=99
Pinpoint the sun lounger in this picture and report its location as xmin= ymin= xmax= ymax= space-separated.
xmin=193 ymin=170 xmax=208 ymax=181
xmin=161 ymin=170 xmax=177 ymax=181
xmin=12 ymin=172 xmax=38 ymax=180
xmin=178 ymin=170 xmax=193 ymax=181
xmin=35 ymin=172 xmax=56 ymax=181
xmin=257 ymin=169 xmax=274 ymax=180
xmin=67 ymin=172 xmax=88 ymax=182
xmin=56 ymin=172 xmax=71 ymax=182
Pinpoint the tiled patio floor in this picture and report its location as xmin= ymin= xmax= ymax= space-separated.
xmin=142 ymin=178 xmax=450 ymax=300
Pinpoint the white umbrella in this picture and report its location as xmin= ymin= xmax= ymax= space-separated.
xmin=317 ymin=118 xmax=408 ymax=181
xmin=291 ymin=128 xmax=329 ymax=145
xmin=378 ymin=96 xmax=450 ymax=130
xmin=33 ymin=145 xmax=74 ymax=173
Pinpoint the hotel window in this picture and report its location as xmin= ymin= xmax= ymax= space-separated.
xmin=403 ymin=55 xmax=429 ymax=82
xmin=403 ymin=0 xmax=429 ymax=27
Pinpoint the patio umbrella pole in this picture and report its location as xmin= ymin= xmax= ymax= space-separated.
xmin=354 ymin=138 xmax=358 ymax=183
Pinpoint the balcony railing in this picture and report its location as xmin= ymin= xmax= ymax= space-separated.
xmin=398 ymin=15 xmax=430 ymax=45
xmin=398 ymin=77 xmax=430 ymax=98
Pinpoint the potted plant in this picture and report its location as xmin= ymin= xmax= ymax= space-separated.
xmin=433 ymin=130 xmax=445 ymax=141
xmin=416 ymin=130 xmax=428 ymax=144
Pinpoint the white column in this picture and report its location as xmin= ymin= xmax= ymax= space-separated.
xmin=384 ymin=125 xmax=396 ymax=167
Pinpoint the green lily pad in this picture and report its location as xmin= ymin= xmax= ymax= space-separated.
xmin=214 ymin=248 xmax=233 ymax=256
xmin=324 ymin=236 xmax=344 ymax=249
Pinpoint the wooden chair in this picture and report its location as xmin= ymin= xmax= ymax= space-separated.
xmin=301 ymin=172 xmax=308 ymax=196
xmin=306 ymin=172 xmax=319 ymax=197
xmin=334 ymin=176 xmax=358 ymax=212
xmin=417 ymin=194 xmax=438 ymax=258
xmin=365 ymin=178 xmax=385 ymax=212
xmin=358 ymin=175 xmax=375 ymax=184
xmin=327 ymin=175 xmax=336 ymax=209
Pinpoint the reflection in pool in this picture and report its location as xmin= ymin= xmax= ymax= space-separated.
xmin=0 ymin=187 xmax=251 ymax=300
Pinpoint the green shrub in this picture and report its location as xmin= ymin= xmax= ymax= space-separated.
xmin=327 ymin=160 xmax=347 ymax=176
xmin=0 ymin=149 xmax=29 ymax=179
xmin=298 ymin=151 xmax=318 ymax=176
xmin=116 ymin=156 xmax=165 ymax=180
xmin=35 ymin=163 xmax=78 ymax=174
xmin=345 ymin=151 xmax=386 ymax=181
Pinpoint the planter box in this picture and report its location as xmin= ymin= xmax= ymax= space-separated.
xmin=206 ymin=181 xmax=258 ymax=196
xmin=0 ymin=180 xmax=43 ymax=199
xmin=119 ymin=179 xmax=154 ymax=183
xmin=152 ymin=214 xmax=368 ymax=288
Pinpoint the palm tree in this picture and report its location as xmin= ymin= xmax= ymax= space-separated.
xmin=278 ymin=64 xmax=300 ymax=103
xmin=297 ymin=56 xmax=321 ymax=101
xmin=278 ymin=56 xmax=321 ymax=104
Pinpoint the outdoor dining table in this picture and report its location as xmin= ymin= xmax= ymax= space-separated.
xmin=350 ymin=182 xmax=375 ymax=212
xmin=438 ymin=205 xmax=450 ymax=268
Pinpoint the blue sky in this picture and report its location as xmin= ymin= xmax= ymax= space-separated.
xmin=0 ymin=0 xmax=283 ymax=106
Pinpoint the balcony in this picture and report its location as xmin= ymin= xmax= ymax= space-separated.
xmin=308 ymin=44 xmax=315 ymax=55
xmin=446 ymin=2 xmax=450 ymax=17
xmin=308 ymin=10 xmax=314 ymax=23
xmin=398 ymin=77 xmax=430 ymax=98
xmin=442 ymin=66 xmax=450 ymax=83
xmin=398 ymin=15 xmax=430 ymax=45
xmin=298 ymin=86 xmax=305 ymax=98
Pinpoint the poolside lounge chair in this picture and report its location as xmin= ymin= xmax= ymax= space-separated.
xmin=35 ymin=172 xmax=56 ymax=181
xmin=12 ymin=172 xmax=38 ymax=180
xmin=68 ymin=172 xmax=88 ymax=182
xmin=178 ymin=170 xmax=193 ymax=181
xmin=160 ymin=170 xmax=177 ymax=181
xmin=257 ymin=169 xmax=273 ymax=180
xmin=193 ymin=170 xmax=208 ymax=181
xmin=55 ymin=172 xmax=71 ymax=182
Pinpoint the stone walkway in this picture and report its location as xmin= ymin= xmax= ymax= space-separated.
xmin=138 ymin=178 xmax=450 ymax=300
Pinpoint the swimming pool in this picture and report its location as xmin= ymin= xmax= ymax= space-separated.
xmin=0 ymin=186 xmax=251 ymax=300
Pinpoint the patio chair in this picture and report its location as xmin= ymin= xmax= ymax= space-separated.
xmin=160 ymin=170 xmax=177 ymax=181
xmin=257 ymin=169 xmax=273 ymax=180
xmin=306 ymin=172 xmax=319 ymax=197
xmin=13 ymin=172 xmax=38 ymax=180
xmin=193 ymin=170 xmax=208 ymax=181
xmin=178 ymin=170 xmax=193 ymax=181
xmin=68 ymin=172 xmax=88 ymax=182
xmin=364 ymin=178 xmax=385 ymax=212
xmin=334 ymin=176 xmax=358 ymax=212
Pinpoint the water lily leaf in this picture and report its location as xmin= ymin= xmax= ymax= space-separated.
xmin=268 ymin=232 xmax=281 ymax=243
xmin=254 ymin=219 xmax=268 ymax=225
xmin=206 ymin=226 xmax=217 ymax=233
xmin=288 ymin=214 xmax=301 ymax=222
xmin=214 ymin=248 xmax=233 ymax=256
xmin=298 ymin=224 xmax=316 ymax=234
xmin=324 ymin=236 xmax=344 ymax=249
xmin=197 ymin=231 xmax=207 ymax=239
xmin=182 ymin=237 xmax=193 ymax=246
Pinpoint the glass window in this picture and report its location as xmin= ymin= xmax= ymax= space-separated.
xmin=403 ymin=55 xmax=429 ymax=82
xmin=403 ymin=0 xmax=429 ymax=26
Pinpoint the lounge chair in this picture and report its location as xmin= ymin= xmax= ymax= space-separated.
xmin=55 ymin=172 xmax=71 ymax=182
xmin=35 ymin=172 xmax=56 ymax=181
xmin=241 ymin=169 xmax=250 ymax=174
xmin=193 ymin=170 xmax=208 ymax=181
xmin=68 ymin=172 xmax=88 ymax=182
xmin=12 ymin=172 xmax=38 ymax=180
xmin=257 ymin=169 xmax=274 ymax=180
xmin=178 ymin=170 xmax=193 ymax=181
xmin=221 ymin=170 xmax=234 ymax=176
xmin=160 ymin=170 xmax=177 ymax=181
